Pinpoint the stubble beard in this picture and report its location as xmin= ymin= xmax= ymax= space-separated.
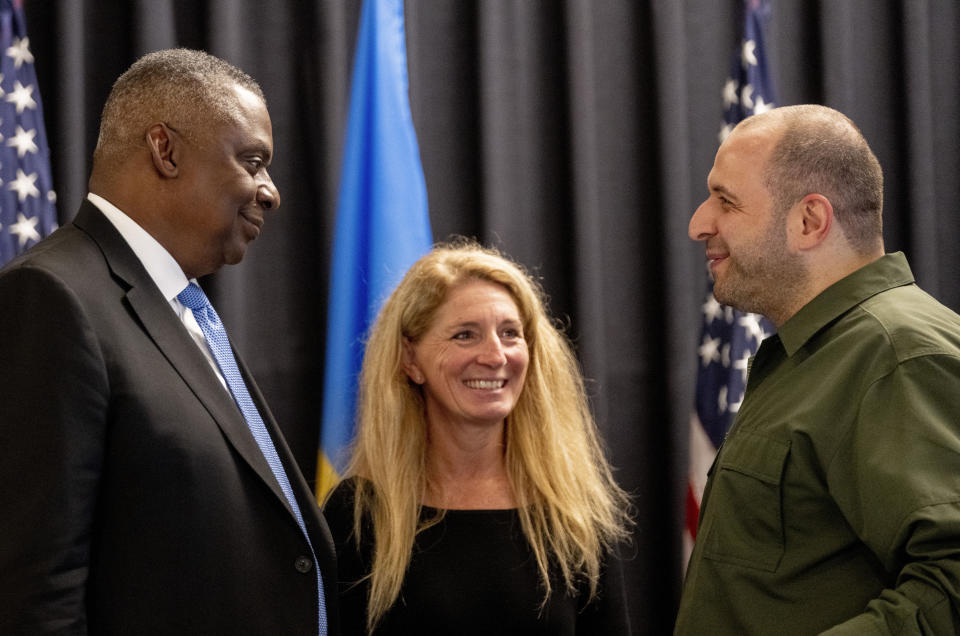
xmin=712 ymin=221 xmax=807 ymax=324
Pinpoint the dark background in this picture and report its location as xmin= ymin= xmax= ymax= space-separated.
xmin=24 ymin=1 xmax=960 ymax=632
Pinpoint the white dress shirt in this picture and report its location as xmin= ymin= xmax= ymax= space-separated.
xmin=88 ymin=192 xmax=228 ymax=389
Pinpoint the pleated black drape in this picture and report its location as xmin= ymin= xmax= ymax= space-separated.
xmin=25 ymin=1 xmax=960 ymax=632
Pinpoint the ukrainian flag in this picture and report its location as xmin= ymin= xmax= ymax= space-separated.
xmin=317 ymin=0 xmax=432 ymax=501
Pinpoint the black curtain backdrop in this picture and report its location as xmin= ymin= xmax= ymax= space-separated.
xmin=24 ymin=1 xmax=960 ymax=632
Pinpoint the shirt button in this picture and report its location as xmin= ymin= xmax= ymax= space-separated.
xmin=294 ymin=556 xmax=313 ymax=574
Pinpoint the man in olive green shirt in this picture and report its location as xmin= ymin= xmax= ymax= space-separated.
xmin=676 ymin=104 xmax=960 ymax=634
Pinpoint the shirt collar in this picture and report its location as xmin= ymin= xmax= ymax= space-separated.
xmin=87 ymin=192 xmax=191 ymax=301
xmin=777 ymin=252 xmax=915 ymax=357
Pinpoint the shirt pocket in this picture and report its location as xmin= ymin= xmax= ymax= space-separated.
xmin=702 ymin=431 xmax=790 ymax=572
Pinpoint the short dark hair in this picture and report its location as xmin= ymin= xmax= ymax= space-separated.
xmin=759 ymin=105 xmax=884 ymax=254
xmin=94 ymin=48 xmax=265 ymax=165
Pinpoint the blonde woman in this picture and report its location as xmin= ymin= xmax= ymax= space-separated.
xmin=323 ymin=241 xmax=633 ymax=635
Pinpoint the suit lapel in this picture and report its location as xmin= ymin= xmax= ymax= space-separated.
xmin=73 ymin=201 xmax=293 ymax=512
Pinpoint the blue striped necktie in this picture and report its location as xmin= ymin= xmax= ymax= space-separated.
xmin=177 ymin=282 xmax=327 ymax=635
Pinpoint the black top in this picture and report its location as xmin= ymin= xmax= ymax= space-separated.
xmin=323 ymin=478 xmax=631 ymax=635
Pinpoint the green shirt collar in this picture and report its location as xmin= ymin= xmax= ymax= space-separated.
xmin=777 ymin=252 xmax=915 ymax=357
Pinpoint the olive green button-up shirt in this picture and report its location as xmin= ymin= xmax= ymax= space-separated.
xmin=675 ymin=252 xmax=960 ymax=635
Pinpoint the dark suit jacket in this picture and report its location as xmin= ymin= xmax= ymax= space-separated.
xmin=0 ymin=200 xmax=339 ymax=635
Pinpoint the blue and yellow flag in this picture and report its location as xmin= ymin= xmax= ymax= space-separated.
xmin=317 ymin=0 xmax=432 ymax=501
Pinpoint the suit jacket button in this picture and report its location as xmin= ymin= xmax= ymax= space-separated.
xmin=295 ymin=556 xmax=313 ymax=573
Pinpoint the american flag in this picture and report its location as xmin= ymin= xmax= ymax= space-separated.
xmin=683 ymin=0 xmax=777 ymax=567
xmin=0 ymin=0 xmax=56 ymax=267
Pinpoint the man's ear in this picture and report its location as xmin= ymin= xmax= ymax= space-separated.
xmin=146 ymin=123 xmax=179 ymax=178
xmin=401 ymin=337 xmax=424 ymax=385
xmin=791 ymin=194 xmax=833 ymax=250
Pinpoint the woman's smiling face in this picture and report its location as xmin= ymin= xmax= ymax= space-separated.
xmin=405 ymin=279 xmax=530 ymax=430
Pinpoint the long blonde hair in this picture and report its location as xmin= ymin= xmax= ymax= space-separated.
xmin=344 ymin=241 xmax=631 ymax=633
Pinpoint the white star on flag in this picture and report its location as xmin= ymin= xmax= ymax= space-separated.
xmin=9 ymin=212 xmax=40 ymax=247
xmin=741 ymin=39 xmax=758 ymax=67
xmin=723 ymin=78 xmax=739 ymax=108
xmin=728 ymin=392 xmax=743 ymax=414
xmin=699 ymin=334 xmax=722 ymax=366
xmin=738 ymin=313 xmax=768 ymax=346
xmin=753 ymin=95 xmax=774 ymax=115
xmin=9 ymin=168 xmax=39 ymax=201
xmin=702 ymin=294 xmax=723 ymax=324
xmin=741 ymin=84 xmax=755 ymax=110
xmin=7 ymin=125 xmax=37 ymax=157
xmin=6 ymin=80 xmax=36 ymax=114
xmin=5 ymin=36 xmax=34 ymax=69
